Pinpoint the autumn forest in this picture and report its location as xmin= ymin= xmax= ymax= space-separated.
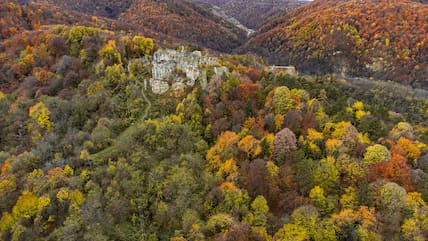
xmin=0 ymin=0 xmax=428 ymax=241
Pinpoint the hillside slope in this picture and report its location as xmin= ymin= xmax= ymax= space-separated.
xmin=241 ymin=0 xmax=428 ymax=87
xmin=1 ymin=22 xmax=428 ymax=241
xmin=30 ymin=0 xmax=247 ymax=52
xmin=118 ymin=0 xmax=247 ymax=52
xmin=0 ymin=0 xmax=178 ymax=44
xmin=33 ymin=0 xmax=134 ymax=18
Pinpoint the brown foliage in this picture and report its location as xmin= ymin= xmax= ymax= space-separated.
xmin=273 ymin=128 xmax=297 ymax=165
xmin=215 ymin=223 xmax=263 ymax=241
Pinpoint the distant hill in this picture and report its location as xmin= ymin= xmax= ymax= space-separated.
xmin=241 ymin=0 xmax=428 ymax=87
xmin=33 ymin=0 xmax=134 ymax=18
xmin=117 ymin=0 xmax=247 ymax=52
xmin=29 ymin=0 xmax=247 ymax=52
xmin=0 ymin=1 xmax=121 ymax=40
xmin=0 ymin=0 xmax=174 ymax=42
xmin=194 ymin=0 xmax=306 ymax=29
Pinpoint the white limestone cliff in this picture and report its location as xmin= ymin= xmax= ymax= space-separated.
xmin=150 ymin=49 xmax=218 ymax=94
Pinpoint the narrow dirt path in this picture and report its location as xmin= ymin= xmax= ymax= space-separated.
xmin=89 ymin=79 xmax=152 ymax=162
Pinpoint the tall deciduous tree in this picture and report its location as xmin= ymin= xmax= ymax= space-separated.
xmin=273 ymin=128 xmax=297 ymax=165
xmin=29 ymin=102 xmax=53 ymax=130
xmin=363 ymin=144 xmax=391 ymax=165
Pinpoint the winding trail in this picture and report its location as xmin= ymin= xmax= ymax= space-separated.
xmin=133 ymin=79 xmax=152 ymax=121
xmin=89 ymin=79 xmax=152 ymax=162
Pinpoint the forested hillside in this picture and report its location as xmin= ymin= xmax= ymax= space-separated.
xmin=26 ymin=0 xmax=247 ymax=52
xmin=35 ymin=0 xmax=134 ymax=18
xmin=0 ymin=21 xmax=428 ymax=240
xmin=241 ymin=0 xmax=428 ymax=87
xmin=1 ymin=0 xmax=428 ymax=240
xmin=8 ymin=0 xmax=428 ymax=87
xmin=118 ymin=0 xmax=247 ymax=52
xmin=0 ymin=0 xmax=180 ymax=44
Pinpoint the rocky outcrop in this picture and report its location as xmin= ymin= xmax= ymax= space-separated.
xmin=268 ymin=66 xmax=299 ymax=77
xmin=214 ymin=66 xmax=229 ymax=77
xmin=149 ymin=49 xmax=218 ymax=94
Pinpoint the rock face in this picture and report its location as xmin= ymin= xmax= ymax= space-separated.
xmin=150 ymin=49 xmax=217 ymax=94
xmin=268 ymin=66 xmax=299 ymax=77
xmin=214 ymin=66 xmax=229 ymax=77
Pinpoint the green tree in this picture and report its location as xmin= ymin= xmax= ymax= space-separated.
xmin=245 ymin=195 xmax=269 ymax=227
xmin=206 ymin=213 xmax=234 ymax=235
xmin=292 ymin=205 xmax=319 ymax=231
xmin=294 ymin=156 xmax=315 ymax=195
xmin=373 ymin=182 xmax=407 ymax=238
xmin=104 ymin=64 xmax=126 ymax=88
xmin=363 ymin=144 xmax=391 ymax=165
xmin=310 ymin=186 xmax=336 ymax=216
xmin=313 ymin=157 xmax=340 ymax=194
xmin=273 ymin=86 xmax=293 ymax=115
xmin=68 ymin=26 xmax=100 ymax=56
xmin=313 ymin=219 xmax=337 ymax=241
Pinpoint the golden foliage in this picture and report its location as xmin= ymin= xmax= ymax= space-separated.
xmin=29 ymin=102 xmax=53 ymax=130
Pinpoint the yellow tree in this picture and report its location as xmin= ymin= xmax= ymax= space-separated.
xmin=99 ymin=40 xmax=122 ymax=65
xmin=275 ymin=223 xmax=309 ymax=241
xmin=401 ymin=192 xmax=428 ymax=241
xmin=0 ymin=191 xmax=50 ymax=231
xmin=396 ymin=138 xmax=421 ymax=164
xmin=238 ymin=135 xmax=261 ymax=159
xmin=131 ymin=36 xmax=154 ymax=57
xmin=206 ymin=131 xmax=239 ymax=172
xmin=332 ymin=206 xmax=381 ymax=241
xmin=29 ymin=102 xmax=53 ymax=130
